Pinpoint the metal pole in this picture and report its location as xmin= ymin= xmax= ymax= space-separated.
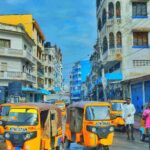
xmin=102 ymin=67 xmax=107 ymax=101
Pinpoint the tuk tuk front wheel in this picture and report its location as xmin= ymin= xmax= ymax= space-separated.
xmin=64 ymin=138 xmax=71 ymax=149
xmin=96 ymin=146 xmax=109 ymax=150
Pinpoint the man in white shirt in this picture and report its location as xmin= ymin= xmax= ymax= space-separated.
xmin=123 ymin=98 xmax=136 ymax=140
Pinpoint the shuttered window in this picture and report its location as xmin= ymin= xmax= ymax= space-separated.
xmin=0 ymin=39 xmax=10 ymax=48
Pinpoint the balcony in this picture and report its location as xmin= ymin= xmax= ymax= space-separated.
xmin=45 ymin=72 xmax=54 ymax=79
xmin=0 ymin=48 xmax=36 ymax=64
xmin=42 ymin=60 xmax=54 ymax=68
xmin=0 ymin=71 xmax=36 ymax=83
xmin=37 ymin=70 xmax=44 ymax=79
xmin=102 ymin=48 xmax=122 ymax=63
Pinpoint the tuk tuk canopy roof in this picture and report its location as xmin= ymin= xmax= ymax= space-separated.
xmin=10 ymin=103 xmax=59 ymax=112
xmin=68 ymin=101 xmax=110 ymax=109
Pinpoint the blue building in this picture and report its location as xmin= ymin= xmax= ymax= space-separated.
xmin=70 ymin=60 xmax=91 ymax=101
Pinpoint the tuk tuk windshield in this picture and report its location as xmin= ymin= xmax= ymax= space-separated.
xmin=1 ymin=106 xmax=11 ymax=117
xmin=86 ymin=106 xmax=110 ymax=121
xmin=112 ymin=103 xmax=123 ymax=111
xmin=6 ymin=108 xmax=38 ymax=126
xmin=56 ymin=103 xmax=65 ymax=108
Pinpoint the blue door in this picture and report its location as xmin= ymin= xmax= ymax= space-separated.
xmin=131 ymin=83 xmax=143 ymax=113
xmin=145 ymin=81 xmax=150 ymax=103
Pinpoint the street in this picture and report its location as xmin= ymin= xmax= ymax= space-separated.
xmin=1 ymin=131 xmax=148 ymax=150
xmin=69 ymin=131 xmax=149 ymax=150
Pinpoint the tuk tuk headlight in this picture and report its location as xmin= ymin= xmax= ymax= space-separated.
xmin=5 ymin=132 xmax=10 ymax=139
xmin=87 ymin=126 xmax=97 ymax=133
xmin=109 ymin=127 xmax=114 ymax=132
xmin=92 ymin=127 xmax=97 ymax=132
xmin=23 ymin=131 xmax=37 ymax=141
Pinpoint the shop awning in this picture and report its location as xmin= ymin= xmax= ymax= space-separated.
xmin=95 ymin=72 xmax=123 ymax=85
xmin=54 ymin=87 xmax=61 ymax=92
xmin=22 ymin=87 xmax=51 ymax=95
xmin=39 ymin=88 xmax=51 ymax=95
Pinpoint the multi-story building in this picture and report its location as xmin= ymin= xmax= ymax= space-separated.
xmin=0 ymin=14 xmax=45 ymax=89
xmin=95 ymin=0 xmax=150 ymax=112
xmin=70 ymin=60 xmax=91 ymax=101
xmin=0 ymin=14 xmax=53 ymax=102
xmin=0 ymin=23 xmax=36 ymax=102
xmin=53 ymin=46 xmax=63 ymax=93
xmin=43 ymin=42 xmax=55 ymax=91
xmin=43 ymin=42 xmax=63 ymax=93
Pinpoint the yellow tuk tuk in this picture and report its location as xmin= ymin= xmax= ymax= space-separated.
xmin=65 ymin=101 xmax=114 ymax=150
xmin=110 ymin=100 xmax=126 ymax=130
xmin=4 ymin=103 xmax=63 ymax=150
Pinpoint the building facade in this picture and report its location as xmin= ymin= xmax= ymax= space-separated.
xmin=93 ymin=0 xmax=150 ymax=111
xmin=70 ymin=60 xmax=91 ymax=101
xmin=43 ymin=42 xmax=63 ymax=92
xmin=0 ymin=14 xmax=63 ymax=102
xmin=0 ymin=23 xmax=36 ymax=102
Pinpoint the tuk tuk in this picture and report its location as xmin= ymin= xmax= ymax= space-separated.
xmin=110 ymin=100 xmax=126 ymax=130
xmin=65 ymin=101 xmax=114 ymax=150
xmin=55 ymin=101 xmax=66 ymax=117
xmin=4 ymin=103 xmax=63 ymax=150
xmin=0 ymin=103 xmax=14 ymax=135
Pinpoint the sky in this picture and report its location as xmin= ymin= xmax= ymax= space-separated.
xmin=0 ymin=0 xmax=97 ymax=83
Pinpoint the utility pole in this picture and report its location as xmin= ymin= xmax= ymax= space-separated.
xmin=97 ymin=35 xmax=107 ymax=101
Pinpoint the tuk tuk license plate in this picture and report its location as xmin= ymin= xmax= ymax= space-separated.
xmin=15 ymin=147 xmax=21 ymax=150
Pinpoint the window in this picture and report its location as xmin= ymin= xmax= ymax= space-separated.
xmin=1 ymin=62 xmax=7 ymax=71
xmin=0 ymin=39 xmax=10 ymax=48
xmin=24 ymin=45 xmax=27 ymax=50
xmin=116 ymin=32 xmax=122 ymax=48
xmin=103 ymin=37 xmax=108 ymax=54
xmin=133 ymin=60 xmax=150 ymax=67
xmin=98 ymin=18 xmax=102 ymax=31
xmin=108 ymin=2 xmax=114 ymax=19
xmin=133 ymin=32 xmax=148 ymax=47
xmin=116 ymin=1 xmax=121 ymax=18
xmin=109 ymin=32 xmax=115 ymax=48
xmin=102 ymin=9 xmax=107 ymax=27
xmin=132 ymin=2 xmax=147 ymax=18
xmin=96 ymin=0 xmax=101 ymax=9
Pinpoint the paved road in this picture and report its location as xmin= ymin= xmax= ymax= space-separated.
xmin=69 ymin=131 xmax=149 ymax=150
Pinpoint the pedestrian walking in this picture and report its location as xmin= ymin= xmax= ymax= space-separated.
xmin=142 ymin=102 xmax=150 ymax=150
xmin=123 ymin=98 xmax=136 ymax=140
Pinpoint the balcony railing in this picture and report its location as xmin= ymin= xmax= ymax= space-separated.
xmin=42 ymin=60 xmax=54 ymax=68
xmin=102 ymin=48 xmax=122 ymax=62
xmin=0 ymin=48 xmax=36 ymax=64
xmin=0 ymin=71 xmax=36 ymax=83
xmin=37 ymin=71 xmax=44 ymax=78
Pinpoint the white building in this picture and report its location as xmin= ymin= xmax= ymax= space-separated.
xmin=96 ymin=0 xmax=150 ymax=111
xmin=0 ymin=23 xmax=36 ymax=101
xmin=44 ymin=42 xmax=63 ymax=93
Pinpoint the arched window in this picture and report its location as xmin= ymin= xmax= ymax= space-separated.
xmin=116 ymin=1 xmax=121 ymax=18
xmin=116 ymin=32 xmax=122 ymax=47
xmin=98 ymin=19 xmax=102 ymax=31
xmin=108 ymin=2 xmax=114 ymax=19
xmin=102 ymin=9 xmax=107 ymax=26
xmin=103 ymin=37 xmax=108 ymax=54
xmin=109 ymin=32 xmax=115 ymax=48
